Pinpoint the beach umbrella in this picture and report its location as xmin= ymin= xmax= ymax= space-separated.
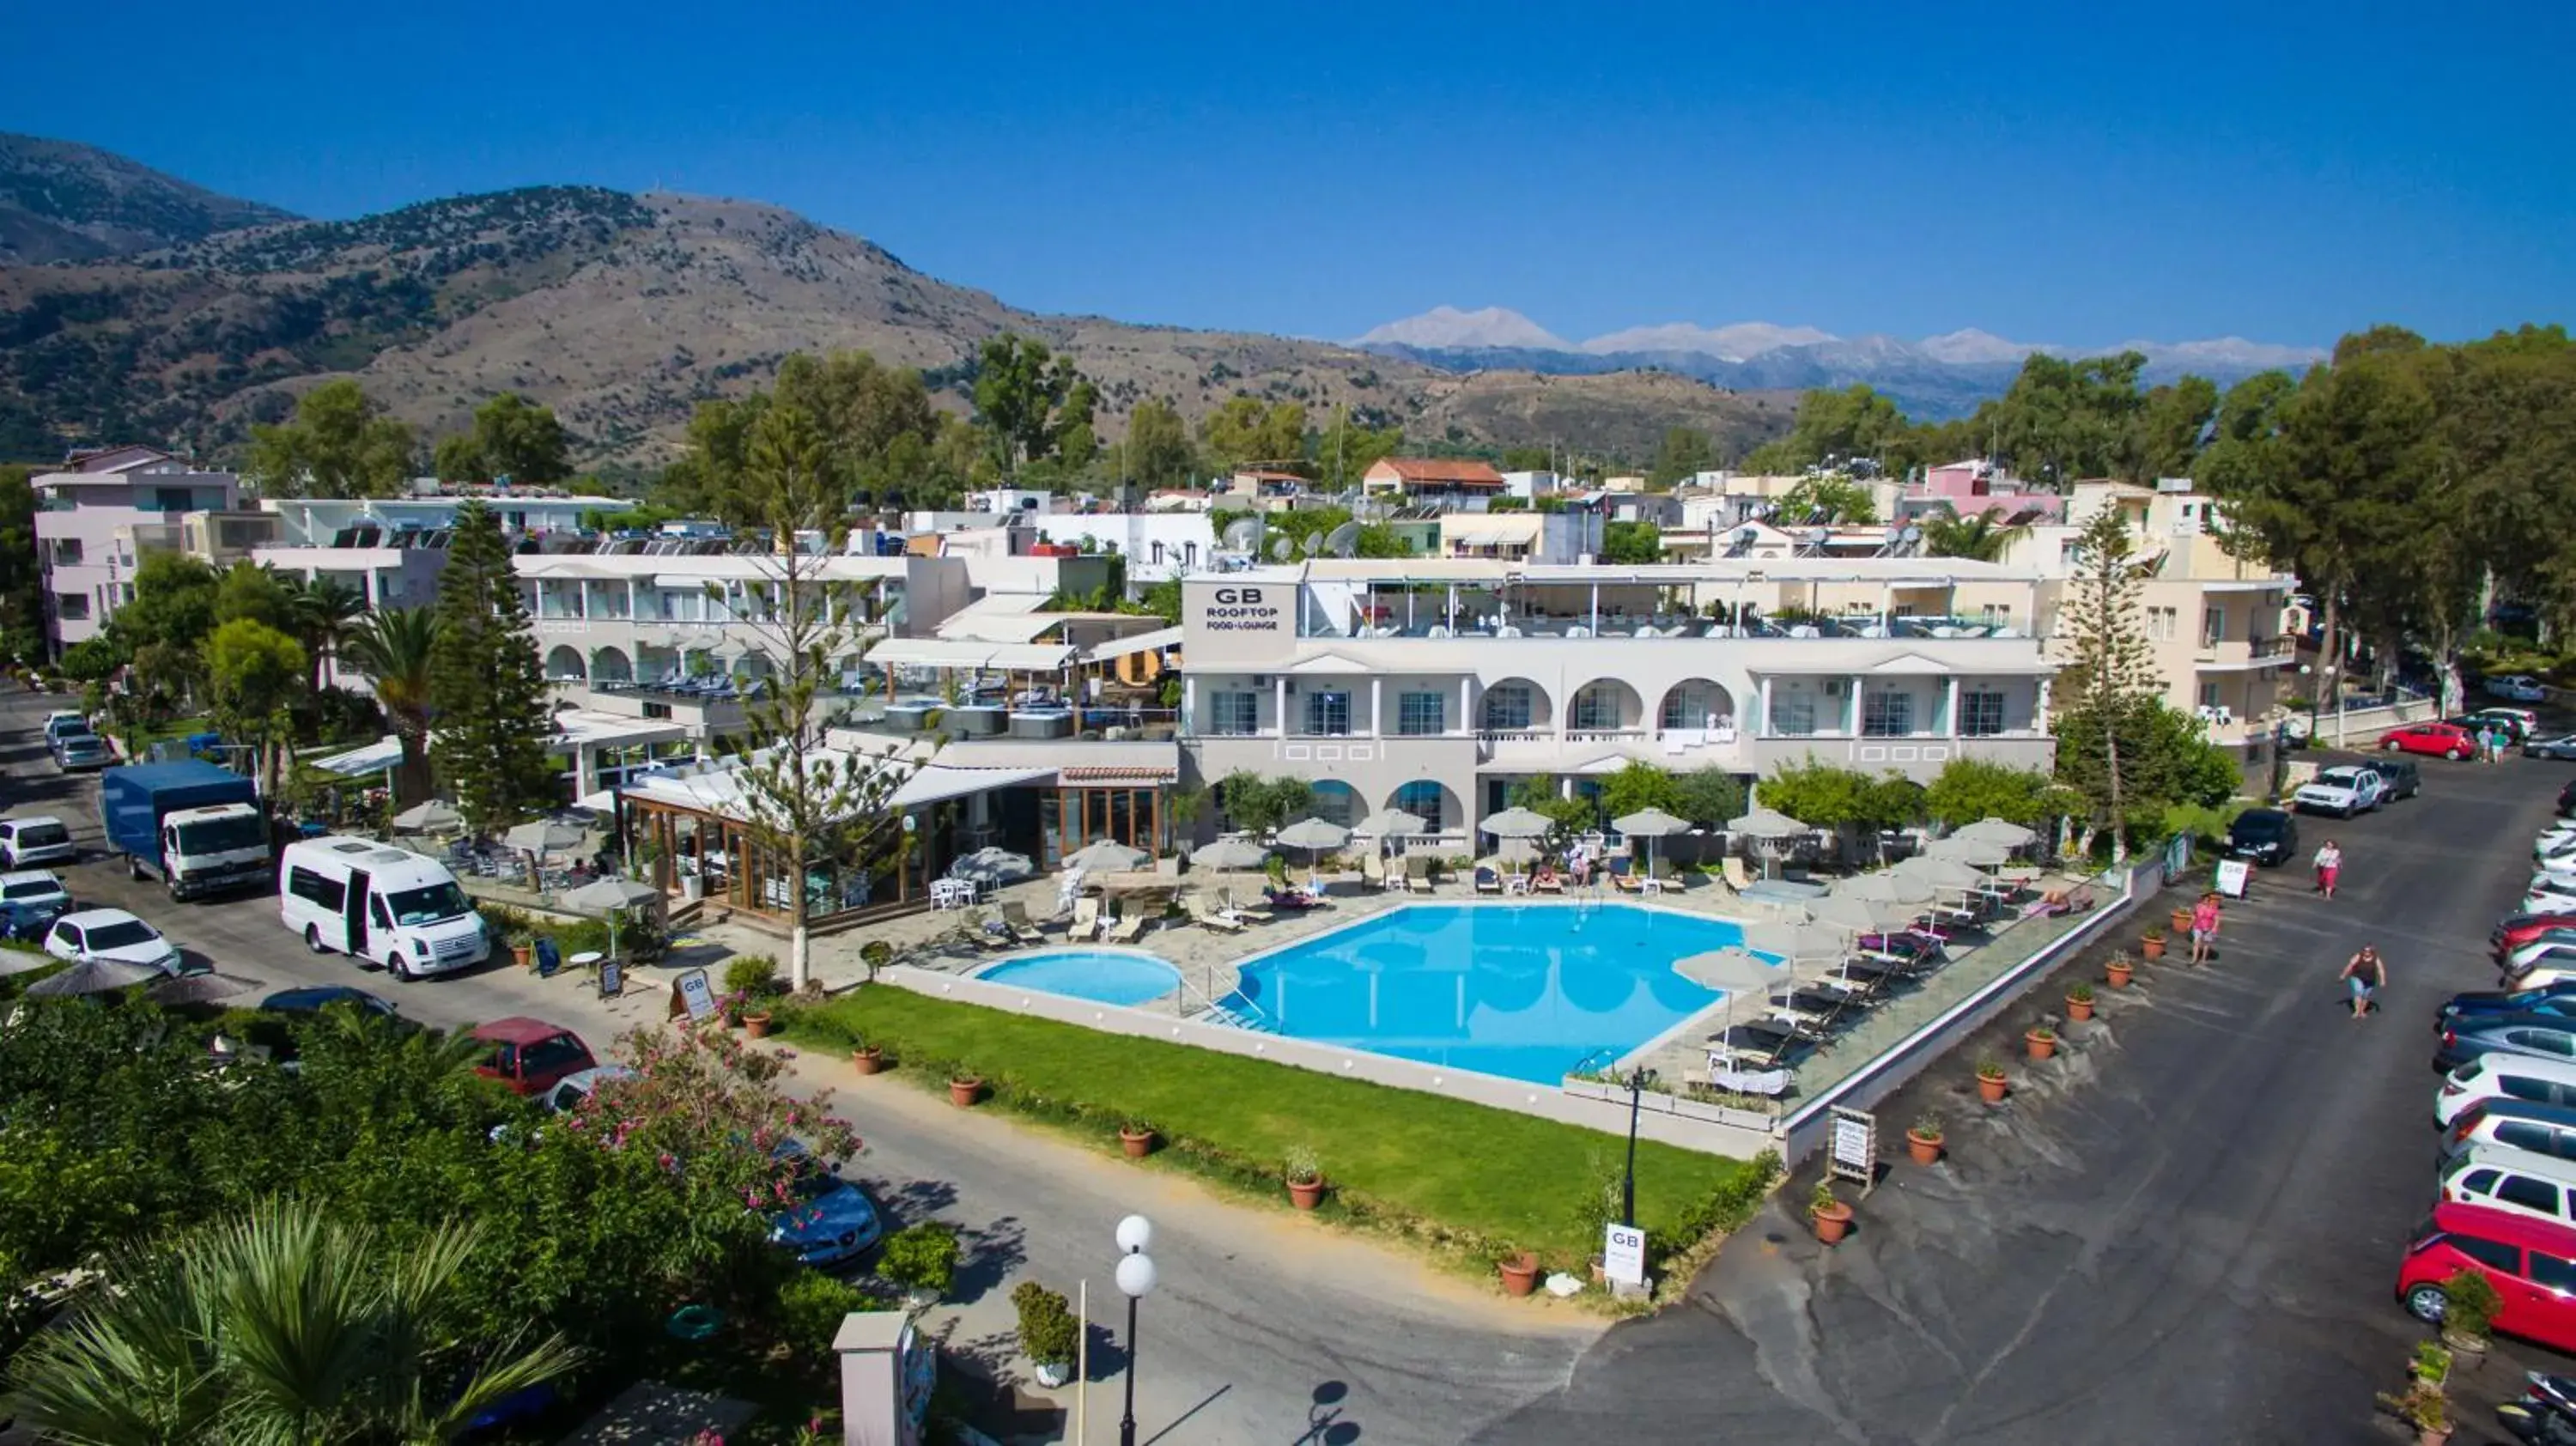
xmin=1479 ymin=806 xmax=1557 ymax=840
xmin=1894 ymin=855 xmax=1988 ymax=892
xmin=392 ymin=800 xmax=463 ymax=833
xmin=147 ymin=972 xmax=261 ymax=1007
xmin=1834 ymin=871 xmax=1935 ymax=906
xmin=0 ymin=950 xmax=51 ymax=978
xmin=1726 ymin=806 xmax=1809 ymax=840
xmin=1063 ymin=840 xmax=1150 ymax=874
xmin=1801 ymin=893 xmax=1911 ymax=935
xmin=1743 ymin=921 xmax=1848 ymax=964
xmin=1274 ymin=817 xmax=1351 ymax=890
xmin=1954 ymin=817 xmax=2039 ymax=848
xmin=503 ymin=820 xmax=586 ymax=854
xmin=562 ymin=876 xmax=665 ymax=960
xmin=1192 ymin=836 xmax=1274 ymax=908
xmin=1926 ymin=834 xmax=2010 ymax=867
xmin=1353 ymin=809 xmax=1426 ymax=857
xmin=24 ymin=957 xmax=161 ymax=998
xmin=1673 ymin=946 xmax=1792 ymax=1054
xmin=1612 ymin=806 xmax=1691 ymax=882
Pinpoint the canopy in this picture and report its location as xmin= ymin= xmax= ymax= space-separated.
xmin=950 ymin=848 xmax=1036 ymax=885
xmin=1354 ymin=809 xmax=1426 ymax=838
xmin=864 ymin=637 xmax=1077 ymax=672
xmin=1833 ymin=871 xmax=1936 ymax=906
xmin=1727 ymin=807 xmax=1810 ymax=841
xmin=1743 ymin=921 xmax=1849 ymax=963
xmin=1925 ymin=835 xmax=2010 ymax=867
xmin=1954 ymin=817 xmax=2040 ymax=848
xmin=309 ymin=736 xmax=402 ymax=778
xmin=1801 ymin=893 xmax=1912 ymax=933
xmin=25 ymin=957 xmax=161 ymax=997
xmin=1192 ymin=838 xmax=1273 ymax=872
xmin=1274 ymin=817 xmax=1351 ymax=852
xmin=1894 ymin=855 xmax=1990 ymax=890
xmin=561 ymin=877 xmax=663 ymax=912
xmin=1479 ymin=806 xmax=1556 ymax=840
xmin=886 ymin=764 xmax=1053 ymax=811
xmin=1063 ymin=840 xmax=1151 ymax=873
xmin=146 ymin=972 xmax=260 ymax=1006
xmin=392 ymin=800 xmax=463 ymax=833
xmin=503 ymin=820 xmax=586 ymax=854
xmin=1612 ymin=808 xmax=1691 ymax=838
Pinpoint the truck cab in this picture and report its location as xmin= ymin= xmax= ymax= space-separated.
xmin=157 ymin=803 xmax=274 ymax=898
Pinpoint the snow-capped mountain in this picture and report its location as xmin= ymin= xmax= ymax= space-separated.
xmin=1353 ymin=305 xmax=1569 ymax=350
xmin=1575 ymin=320 xmax=1835 ymax=362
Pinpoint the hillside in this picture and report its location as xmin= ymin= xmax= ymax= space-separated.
xmin=0 ymin=133 xmax=295 ymax=264
xmin=0 ymin=161 xmax=1786 ymax=469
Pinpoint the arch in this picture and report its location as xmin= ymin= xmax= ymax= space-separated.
xmin=590 ymin=646 xmax=635 ymax=684
xmin=1657 ymin=677 xmax=1738 ymax=732
xmin=1568 ymin=677 xmax=1644 ymax=732
xmin=636 ymin=645 xmax=681 ymax=687
xmin=1478 ymin=677 xmax=1553 ymax=733
xmin=544 ymin=645 xmax=587 ymax=682
xmin=1388 ymin=779 xmax=1461 ymax=832
xmin=731 ymin=652 xmax=775 ymax=679
xmin=1309 ymin=779 xmax=1362 ymax=828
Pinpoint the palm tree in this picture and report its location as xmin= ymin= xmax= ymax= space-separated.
xmin=1921 ymin=509 xmax=2028 ymax=562
xmin=8 ymin=1200 xmax=580 ymax=1445
xmin=343 ymin=607 xmax=442 ymax=805
xmin=284 ymin=575 xmax=371 ymax=692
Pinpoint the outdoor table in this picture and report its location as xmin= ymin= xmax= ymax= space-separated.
xmin=568 ymin=951 xmax=605 ymax=971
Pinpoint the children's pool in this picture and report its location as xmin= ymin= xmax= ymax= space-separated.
xmin=1217 ymin=902 xmax=1750 ymax=1084
xmin=975 ymin=950 xmax=1182 ymax=1008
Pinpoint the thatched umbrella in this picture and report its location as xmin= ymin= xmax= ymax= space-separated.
xmin=24 ymin=957 xmax=161 ymax=998
xmin=146 ymin=972 xmax=261 ymax=1007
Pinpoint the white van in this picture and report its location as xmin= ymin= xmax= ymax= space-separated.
xmin=279 ymin=836 xmax=489 ymax=981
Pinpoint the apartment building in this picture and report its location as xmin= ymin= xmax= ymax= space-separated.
xmin=30 ymin=447 xmax=271 ymax=653
xmin=1176 ymin=558 xmax=2058 ymax=848
xmin=2006 ymin=479 xmax=2297 ymax=756
xmin=1360 ymin=457 xmax=1508 ymax=504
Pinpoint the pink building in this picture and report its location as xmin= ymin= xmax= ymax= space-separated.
xmin=1906 ymin=459 xmax=2067 ymax=524
xmin=32 ymin=447 xmax=258 ymax=655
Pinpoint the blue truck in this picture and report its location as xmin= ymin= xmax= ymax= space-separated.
xmin=98 ymin=761 xmax=273 ymax=901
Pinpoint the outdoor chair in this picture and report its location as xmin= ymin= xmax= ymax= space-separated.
xmin=1066 ymin=897 xmax=1102 ymax=942
xmin=1708 ymin=1024 xmax=1795 ymax=1072
xmin=1359 ymin=854 xmax=1386 ymax=890
xmin=1686 ymin=1065 xmax=1792 ymax=1098
xmin=996 ymin=901 xmax=1046 ymax=945
xmin=1473 ymin=866 xmax=1503 ymax=895
xmin=1607 ymin=857 xmax=1641 ymax=893
xmin=1405 ymin=855 xmax=1435 ymax=894
xmin=1533 ymin=868 xmax=1564 ymax=894
xmin=1104 ymin=909 xmax=1149 ymax=945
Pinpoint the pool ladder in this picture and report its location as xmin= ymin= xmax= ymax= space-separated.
xmin=1175 ymin=975 xmax=1278 ymax=1034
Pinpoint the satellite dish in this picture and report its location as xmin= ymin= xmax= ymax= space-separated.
xmin=1324 ymin=520 xmax=1362 ymax=558
xmin=1299 ymin=530 xmax=1321 ymax=556
xmin=1807 ymin=527 xmax=1832 ymax=546
xmin=1269 ymin=535 xmax=1295 ymax=562
xmin=1735 ymin=526 xmax=1759 ymax=541
xmin=1222 ymin=518 xmax=1261 ymax=552
xmin=1901 ymin=525 xmax=1923 ymax=543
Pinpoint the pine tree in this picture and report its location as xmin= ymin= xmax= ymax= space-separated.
xmin=2050 ymin=507 xmax=2165 ymax=862
xmin=428 ymin=499 xmax=554 ymax=834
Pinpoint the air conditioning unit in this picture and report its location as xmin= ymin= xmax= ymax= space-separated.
xmin=1823 ymin=680 xmax=1847 ymax=696
xmin=1249 ymin=675 xmax=1270 ymax=688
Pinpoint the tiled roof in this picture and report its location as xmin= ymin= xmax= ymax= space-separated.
xmin=1370 ymin=458 xmax=1507 ymax=487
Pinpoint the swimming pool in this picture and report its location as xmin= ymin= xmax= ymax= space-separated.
xmin=975 ymin=950 xmax=1182 ymax=1008
xmin=1217 ymin=903 xmax=1753 ymax=1084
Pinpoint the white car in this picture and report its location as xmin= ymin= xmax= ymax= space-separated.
xmin=42 ymin=908 xmax=184 ymax=976
xmin=2439 ymin=1054 xmax=2576 ymax=1127
xmin=0 ymin=816 xmax=76 ymax=868
xmin=0 ymin=869 xmax=70 ymax=916
xmin=2505 ymin=940 xmax=2576 ymax=981
xmin=2442 ymin=1145 xmax=2576 ymax=1230
xmin=2488 ymin=675 xmax=2550 ymax=703
xmin=2293 ymin=765 xmax=2388 ymax=817
xmin=2528 ymin=887 xmax=2576 ymax=916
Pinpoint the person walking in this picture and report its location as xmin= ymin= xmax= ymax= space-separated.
xmin=2340 ymin=944 xmax=2386 ymax=1019
xmin=2314 ymin=839 xmax=2343 ymax=899
xmin=2189 ymin=891 xmax=2223 ymax=965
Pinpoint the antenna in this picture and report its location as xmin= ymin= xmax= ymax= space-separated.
xmin=1269 ymin=535 xmax=1294 ymax=562
xmin=1324 ymin=520 xmax=1361 ymax=558
xmin=1221 ymin=517 xmax=1261 ymax=552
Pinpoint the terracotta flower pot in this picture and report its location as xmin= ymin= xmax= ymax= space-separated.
xmin=743 ymin=1012 xmax=774 ymax=1040
xmin=2105 ymin=961 xmax=2135 ymax=988
xmin=2170 ymin=908 xmax=2193 ymax=933
xmin=511 ymin=944 xmax=532 ymax=971
xmin=948 ymin=1077 xmax=983 ymax=1108
xmin=2065 ymin=994 xmax=2095 ymax=1021
xmin=2140 ymin=935 xmax=2166 ymax=961
xmin=1498 ymin=1252 xmax=1540 ymax=1297
xmin=2026 ymin=1030 xmax=2057 ymax=1061
xmin=1812 ymin=1201 xmax=1854 ymax=1245
xmin=1589 ymin=1255 xmax=1607 ymax=1284
xmin=1287 ymin=1178 xmax=1327 ymax=1210
xmin=1119 ymin=1127 xmax=1155 ymax=1159
xmin=1976 ymin=1071 xmax=2008 ymax=1104
xmin=1905 ymin=1129 xmax=1942 ymax=1166
xmin=851 ymin=1046 xmax=884 ymax=1075
xmin=2416 ymin=1427 xmax=2452 ymax=1446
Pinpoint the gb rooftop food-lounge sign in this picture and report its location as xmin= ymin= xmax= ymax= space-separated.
xmin=1184 ymin=579 xmax=1297 ymax=663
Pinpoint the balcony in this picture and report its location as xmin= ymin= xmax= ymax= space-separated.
xmin=2196 ymin=635 xmax=2297 ymax=671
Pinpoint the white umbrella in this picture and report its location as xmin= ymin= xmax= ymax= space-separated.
xmin=1192 ymin=837 xmax=1273 ymax=872
xmin=562 ymin=876 xmax=665 ymax=961
xmin=1926 ymin=835 xmax=2009 ymax=867
xmin=503 ymin=820 xmax=586 ymax=854
xmin=1743 ymin=920 xmax=1849 ymax=963
xmin=1802 ymin=893 xmax=1911 ymax=935
xmin=1954 ymin=817 xmax=2039 ymax=848
xmin=950 ymin=847 xmax=1036 ymax=885
xmin=1354 ymin=809 xmax=1426 ymax=840
xmin=1613 ymin=807 xmax=1692 ymax=884
xmin=1726 ymin=806 xmax=1809 ymax=840
xmin=1274 ymin=817 xmax=1351 ymax=891
xmin=392 ymin=800 xmax=463 ymax=833
xmin=1063 ymin=840 xmax=1150 ymax=874
xmin=0 ymin=951 xmax=51 ymax=978
xmin=1835 ymin=871 xmax=1935 ymax=906
xmin=1480 ymin=806 xmax=1557 ymax=841
xmin=1894 ymin=855 xmax=1988 ymax=892
xmin=1674 ymin=946 xmax=1792 ymax=1059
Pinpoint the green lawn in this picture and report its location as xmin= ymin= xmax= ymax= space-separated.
xmin=786 ymin=989 xmax=1777 ymax=1270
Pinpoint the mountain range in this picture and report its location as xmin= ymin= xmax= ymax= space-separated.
xmin=1353 ymin=307 xmax=2327 ymax=418
xmin=0 ymin=136 xmax=1795 ymax=471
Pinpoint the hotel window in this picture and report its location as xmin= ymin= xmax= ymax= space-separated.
xmin=2202 ymin=607 xmax=2226 ymax=647
xmin=1206 ymin=690 xmax=1259 ymax=736
xmin=1768 ymin=692 xmax=1816 ymax=737
xmin=55 ymin=592 xmax=88 ymax=621
xmin=1571 ymin=686 xmax=1622 ymax=732
xmin=1959 ymin=690 xmax=2008 ymax=737
xmin=1304 ymin=690 xmax=1351 ymax=736
xmin=1481 ymin=684 xmax=1532 ymax=732
xmin=1393 ymin=780 xmax=1443 ymax=825
xmin=2199 ymin=682 xmax=2222 ymax=709
xmin=1397 ymin=691 xmax=1445 ymax=736
xmin=1862 ymin=690 xmax=1915 ymax=738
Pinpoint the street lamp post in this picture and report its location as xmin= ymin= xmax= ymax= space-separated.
xmin=1115 ymin=1214 xmax=1157 ymax=1446
xmin=1619 ymin=1066 xmax=1657 ymax=1226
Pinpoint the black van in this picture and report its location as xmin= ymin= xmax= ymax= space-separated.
xmin=2226 ymin=807 xmax=2300 ymax=866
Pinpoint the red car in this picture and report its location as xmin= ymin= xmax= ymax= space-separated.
xmin=2398 ymin=1202 xmax=2576 ymax=1352
xmin=2497 ymin=914 xmax=2576 ymax=957
xmin=471 ymin=1017 xmax=598 ymax=1097
xmin=2381 ymin=721 xmax=2477 ymax=759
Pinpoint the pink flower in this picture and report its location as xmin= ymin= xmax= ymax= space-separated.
xmin=657 ymin=1152 xmax=677 ymax=1171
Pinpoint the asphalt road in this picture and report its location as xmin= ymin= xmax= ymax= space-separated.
xmin=0 ymin=691 xmax=1595 ymax=1446
xmin=1476 ymin=748 xmax=2568 ymax=1446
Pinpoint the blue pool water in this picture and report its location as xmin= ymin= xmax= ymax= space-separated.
xmin=1218 ymin=903 xmax=1752 ymax=1084
xmin=977 ymin=951 xmax=1182 ymax=1007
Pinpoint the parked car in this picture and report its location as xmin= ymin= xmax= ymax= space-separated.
xmin=2499 ymin=914 xmax=2576 ymax=952
xmin=2376 ymin=756 xmax=2422 ymax=799
xmin=2530 ymin=734 xmax=2576 ymax=762
xmin=2225 ymin=807 xmax=2300 ymax=866
xmin=2504 ymin=939 xmax=2576 ymax=980
xmin=2444 ymin=1145 xmax=2576 ymax=1230
xmin=2475 ymin=708 xmax=2543 ymax=739
xmin=258 ymin=985 xmax=398 ymax=1019
xmin=2440 ymin=1054 xmax=2576 ymax=1127
xmin=42 ymin=908 xmax=185 ymax=976
xmin=2490 ymin=675 xmax=2551 ymax=702
xmin=2383 ymin=721 xmax=2479 ymax=759
xmin=2396 ymin=1202 xmax=2576 ymax=1350
xmin=2445 ymin=982 xmax=2576 ymax=1030
xmin=2293 ymin=765 xmax=2389 ymax=817
xmin=0 ymin=816 xmax=75 ymax=869
xmin=470 ymin=1018 xmax=598 ymax=1098
xmin=2498 ymin=931 xmax=2576 ymax=966
xmin=538 ymin=1063 xmax=636 ymax=1115
xmin=2439 ymin=1016 xmax=2576 ymax=1072
xmin=0 ymin=869 xmax=73 ymax=940
xmin=39 ymin=712 xmax=88 ymax=744
xmin=50 ymin=732 xmax=111 ymax=771
xmin=2526 ymin=886 xmax=2576 ymax=918
xmin=2443 ymin=1099 xmax=2576 ymax=1169
xmin=768 ymin=1140 xmax=883 ymax=1267
xmin=2561 ymin=778 xmax=2576 ymax=817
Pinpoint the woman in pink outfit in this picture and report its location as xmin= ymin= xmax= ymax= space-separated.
xmin=2314 ymin=840 xmax=2342 ymax=899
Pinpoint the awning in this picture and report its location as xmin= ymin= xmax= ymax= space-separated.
xmin=308 ymin=737 xmax=402 ymax=777
xmin=885 ymin=764 xmax=1054 ymax=810
xmin=935 ymin=594 xmax=1062 ymax=643
xmin=866 ymin=637 xmax=1077 ymax=671
xmin=1082 ymin=626 xmax=1182 ymax=664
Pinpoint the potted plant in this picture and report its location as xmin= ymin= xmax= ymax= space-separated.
xmin=1905 ymin=1113 xmax=1943 ymax=1166
xmin=2105 ymin=954 xmax=2136 ymax=988
xmin=2439 ymin=1267 xmax=2500 ymax=1354
xmin=2139 ymin=927 xmax=2167 ymax=961
xmin=1497 ymin=1249 xmax=1542 ymax=1297
xmin=948 ymin=1072 xmax=985 ymax=1108
xmin=743 ymin=1008 xmax=776 ymax=1040
xmin=1011 ymin=1281 xmax=1079 ymax=1389
xmin=2411 ymin=1340 xmax=2452 ymax=1389
xmin=1974 ymin=1055 xmax=2009 ymax=1104
xmin=1118 ymin=1120 xmax=1157 ymax=1158
xmin=1285 ymin=1145 xmax=1327 ymax=1210
xmin=850 ymin=1034 xmax=884 ymax=1075
xmin=1809 ymin=1179 xmax=1854 ymax=1245
xmin=2377 ymin=1378 xmax=2451 ymax=1446
xmin=860 ymin=939 xmax=893 ymax=981
xmin=2170 ymin=905 xmax=2194 ymax=934
xmin=2065 ymin=981 xmax=2096 ymax=1022
xmin=2026 ymin=1024 xmax=2057 ymax=1061
xmin=879 ymin=1222 xmax=961 ymax=1309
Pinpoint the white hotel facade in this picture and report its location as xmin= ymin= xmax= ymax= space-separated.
xmin=1176 ymin=558 xmax=2062 ymax=848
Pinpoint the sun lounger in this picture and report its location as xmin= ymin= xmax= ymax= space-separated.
xmin=1066 ymin=897 xmax=1102 ymax=942
xmin=1104 ymin=910 xmax=1149 ymax=945
xmin=970 ymin=919 xmax=1015 ymax=951
xmin=1185 ymin=895 xmax=1245 ymax=933
xmin=997 ymin=901 xmax=1046 ymax=945
xmin=1533 ymin=870 xmax=1564 ymax=894
xmin=1687 ymin=1066 xmax=1792 ymax=1098
xmin=1474 ymin=866 xmax=1503 ymax=895
xmin=1607 ymin=857 xmax=1641 ymax=892
xmin=1360 ymin=854 xmax=1387 ymax=890
xmin=1405 ymin=856 xmax=1434 ymax=894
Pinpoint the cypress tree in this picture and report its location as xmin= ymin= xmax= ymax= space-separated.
xmin=428 ymin=499 xmax=553 ymax=834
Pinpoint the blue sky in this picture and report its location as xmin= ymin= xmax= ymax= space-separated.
xmin=7 ymin=0 xmax=2568 ymax=348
